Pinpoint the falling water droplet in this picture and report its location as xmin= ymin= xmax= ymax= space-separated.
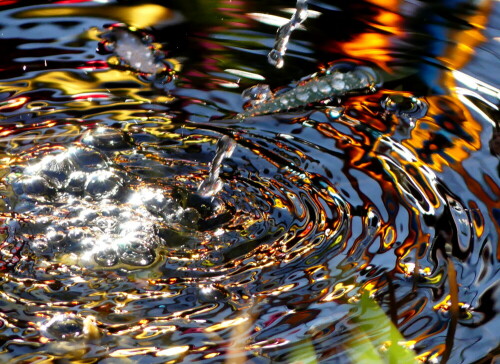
xmin=197 ymin=135 xmax=236 ymax=197
xmin=268 ymin=0 xmax=309 ymax=68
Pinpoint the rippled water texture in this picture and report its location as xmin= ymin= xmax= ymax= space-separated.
xmin=0 ymin=1 xmax=498 ymax=363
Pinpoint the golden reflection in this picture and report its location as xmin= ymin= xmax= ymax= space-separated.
xmin=340 ymin=33 xmax=393 ymax=68
xmin=335 ymin=0 xmax=402 ymax=70
xmin=204 ymin=352 xmax=220 ymax=359
xmin=321 ymin=283 xmax=355 ymax=302
xmin=0 ymin=97 xmax=28 ymax=111
xmin=109 ymin=347 xmax=157 ymax=357
xmin=15 ymin=69 xmax=149 ymax=100
xmin=205 ymin=316 xmax=249 ymax=333
xmin=15 ymin=4 xmax=178 ymax=29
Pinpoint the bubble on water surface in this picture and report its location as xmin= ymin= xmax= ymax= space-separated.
xmin=381 ymin=94 xmax=429 ymax=123
xmin=84 ymin=170 xmax=123 ymax=199
xmin=81 ymin=127 xmax=131 ymax=150
xmin=41 ymin=314 xmax=85 ymax=341
xmin=12 ymin=175 xmax=56 ymax=198
xmin=94 ymin=247 xmax=119 ymax=267
xmin=65 ymin=171 xmax=88 ymax=194
xmin=25 ymin=153 xmax=76 ymax=188
xmin=242 ymin=84 xmax=274 ymax=107
xmin=67 ymin=146 xmax=109 ymax=170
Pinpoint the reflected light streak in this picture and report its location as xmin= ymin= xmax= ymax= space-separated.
xmin=110 ymin=347 xmax=157 ymax=357
xmin=453 ymin=70 xmax=500 ymax=101
xmin=156 ymin=345 xmax=190 ymax=357
xmin=282 ymin=8 xmax=322 ymax=18
xmin=247 ymin=12 xmax=306 ymax=29
xmin=224 ymin=68 xmax=265 ymax=80
xmin=205 ymin=316 xmax=249 ymax=333
xmin=456 ymin=89 xmax=498 ymax=127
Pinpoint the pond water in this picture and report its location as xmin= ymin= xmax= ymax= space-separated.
xmin=0 ymin=0 xmax=498 ymax=363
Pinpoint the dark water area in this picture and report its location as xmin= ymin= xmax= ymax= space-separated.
xmin=0 ymin=0 xmax=498 ymax=363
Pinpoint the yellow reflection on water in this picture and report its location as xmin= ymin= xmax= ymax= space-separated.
xmin=15 ymin=4 xmax=179 ymax=29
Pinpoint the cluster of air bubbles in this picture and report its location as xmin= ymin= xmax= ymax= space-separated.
xmin=325 ymin=62 xmax=383 ymax=92
xmin=10 ymin=147 xmax=159 ymax=267
xmin=99 ymin=25 xmax=166 ymax=74
xmin=381 ymin=94 xmax=428 ymax=124
xmin=8 ymin=131 xmax=236 ymax=268
xmin=13 ymin=146 xmax=114 ymax=200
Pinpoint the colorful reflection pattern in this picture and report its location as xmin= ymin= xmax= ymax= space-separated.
xmin=0 ymin=0 xmax=498 ymax=363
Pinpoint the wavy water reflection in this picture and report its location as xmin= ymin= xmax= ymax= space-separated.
xmin=0 ymin=0 xmax=498 ymax=363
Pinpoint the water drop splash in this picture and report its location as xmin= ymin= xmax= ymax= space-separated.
xmin=100 ymin=27 xmax=164 ymax=74
xmin=268 ymin=0 xmax=309 ymax=68
xmin=197 ymin=135 xmax=237 ymax=197
xmin=381 ymin=94 xmax=428 ymax=125
xmin=239 ymin=61 xmax=381 ymax=118
xmin=99 ymin=25 xmax=180 ymax=85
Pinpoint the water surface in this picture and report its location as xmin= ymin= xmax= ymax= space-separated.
xmin=0 ymin=0 xmax=498 ymax=363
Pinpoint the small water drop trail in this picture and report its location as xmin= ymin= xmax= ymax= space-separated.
xmin=197 ymin=135 xmax=237 ymax=197
xmin=268 ymin=0 xmax=309 ymax=68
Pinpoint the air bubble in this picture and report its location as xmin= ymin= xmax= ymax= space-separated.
xmin=331 ymin=79 xmax=346 ymax=91
xmin=242 ymin=84 xmax=274 ymax=107
xmin=119 ymin=249 xmax=155 ymax=266
xmin=179 ymin=208 xmax=201 ymax=230
xmin=140 ymin=189 xmax=172 ymax=215
xmin=46 ymin=229 xmax=66 ymax=245
xmin=12 ymin=175 xmax=55 ymax=197
xmin=67 ymin=147 xmax=108 ymax=170
xmin=94 ymin=248 xmax=119 ymax=267
xmin=65 ymin=171 xmax=87 ymax=194
xmin=30 ymin=153 xmax=76 ymax=188
xmin=381 ymin=94 xmax=428 ymax=122
xmin=317 ymin=80 xmax=332 ymax=94
xmin=41 ymin=314 xmax=84 ymax=341
xmin=296 ymin=92 xmax=309 ymax=102
xmin=67 ymin=228 xmax=85 ymax=241
xmin=81 ymin=127 xmax=130 ymax=150
xmin=327 ymin=106 xmax=344 ymax=119
xmin=85 ymin=170 xmax=123 ymax=199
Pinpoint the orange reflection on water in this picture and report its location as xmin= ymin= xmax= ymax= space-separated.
xmin=338 ymin=33 xmax=393 ymax=69
xmin=336 ymin=0 xmax=403 ymax=70
xmin=403 ymin=95 xmax=481 ymax=173
xmin=439 ymin=0 xmax=492 ymax=74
